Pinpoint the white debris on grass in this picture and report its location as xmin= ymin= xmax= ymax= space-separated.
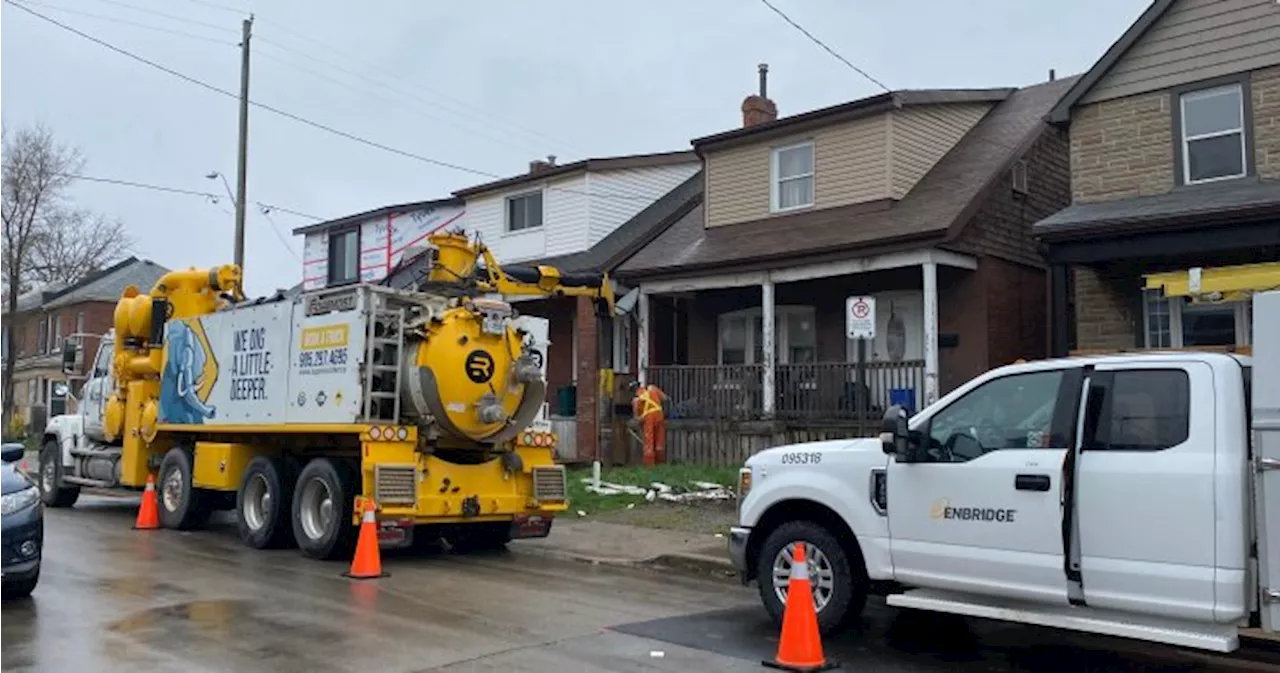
xmin=581 ymin=477 xmax=734 ymax=503
xmin=649 ymin=651 xmax=665 ymax=658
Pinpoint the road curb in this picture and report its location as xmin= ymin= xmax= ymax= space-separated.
xmin=647 ymin=551 xmax=738 ymax=580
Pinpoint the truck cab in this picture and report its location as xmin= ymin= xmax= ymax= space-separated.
xmin=731 ymin=291 xmax=1279 ymax=653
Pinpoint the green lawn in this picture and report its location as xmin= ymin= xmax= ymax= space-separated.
xmin=566 ymin=463 xmax=740 ymax=515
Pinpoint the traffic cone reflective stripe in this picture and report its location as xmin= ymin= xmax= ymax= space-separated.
xmin=764 ymin=543 xmax=838 ymax=671
xmin=134 ymin=474 xmax=160 ymax=530
xmin=344 ymin=499 xmax=387 ymax=579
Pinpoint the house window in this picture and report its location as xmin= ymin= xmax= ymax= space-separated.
xmin=76 ymin=311 xmax=84 ymax=336
xmin=327 ymin=228 xmax=359 ymax=285
xmin=717 ymin=306 xmax=816 ymax=365
xmin=771 ymin=141 xmax=814 ymax=212
xmin=506 ymin=191 xmax=543 ymax=232
xmin=1180 ymin=84 xmax=1246 ymax=184
xmin=52 ymin=313 xmax=62 ymax=353
xmin=1142 ymin=291 xmax=1250 ymax=349
xmin=37 ymin=318 xmax=48 ymax=354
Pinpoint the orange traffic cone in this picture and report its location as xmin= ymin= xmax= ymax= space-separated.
xmin=133 ymin=474 xmax=160 ymax=530
xmin=344 ymin=498 xmax=388 ymax=579
xmin=764 ymin=543 xmax=838 ymax=671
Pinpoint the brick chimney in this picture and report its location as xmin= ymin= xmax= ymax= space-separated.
xmin=529 ymin=154 xmax=557 ymax=174
xmin=741 ymin=63 xmax=777 ymax=128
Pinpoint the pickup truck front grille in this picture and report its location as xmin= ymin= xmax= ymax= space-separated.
xmin=532 ymin=465 xmax=567 ymax=503
xmin=374 ymin=464 xmax=417 ymax=505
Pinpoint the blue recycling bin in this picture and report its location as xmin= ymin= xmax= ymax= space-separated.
xmin=889 ymin=388 xmax=916 ymax=415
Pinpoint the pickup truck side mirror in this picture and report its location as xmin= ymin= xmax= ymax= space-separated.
xmin=880 ymin=405 xmax=910 ymax=456
xmin=61 ymin=338 xmax=78 ymax=375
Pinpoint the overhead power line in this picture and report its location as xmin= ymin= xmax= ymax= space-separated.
xmin=19 ymin=0 xmax=235 ymax=45
xmin=8 ymin=1 xmax=659 ymax=203
xmin=759 ymin=0 xmax=892 ymax=93
xmin=61 ymin=173 xmax=322 ymax=220
xmin=87 ymin=0 xmax=233 ymax=34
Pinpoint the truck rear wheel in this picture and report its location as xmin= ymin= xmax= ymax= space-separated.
xmin=237 ymin=456 xmax=296 ymax=549
xmin=291 ymin=458 xmax=358 ymax=560
xmin=757 ymin=520 xmax=865 ymax=635
xmin=39 ymin=439 xmax=79 ymax=508
xmin=158 ymin=446 xmax=211 ymax=530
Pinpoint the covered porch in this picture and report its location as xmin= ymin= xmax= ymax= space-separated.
xmin=635 ymin=249 xmax=978 ymax=431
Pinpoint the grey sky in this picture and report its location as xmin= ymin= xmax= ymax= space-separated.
xmin=3 ymin=0 xmax=1148 ymax=297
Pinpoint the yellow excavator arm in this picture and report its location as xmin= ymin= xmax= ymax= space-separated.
xmin=477 ymin=246 xmax=616 ymax=317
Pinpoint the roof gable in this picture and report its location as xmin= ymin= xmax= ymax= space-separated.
xmin=1049 ymin=0 xmax=1280 ymax=122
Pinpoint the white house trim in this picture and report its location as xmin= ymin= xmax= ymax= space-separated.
xmin=635 ymin=247 xmax=976 ymax=412
xmin=638 ymin=248 xmax=976 ymax=295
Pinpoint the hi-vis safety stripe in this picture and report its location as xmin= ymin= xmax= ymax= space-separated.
xmin=638 ymin=389 xmax=662 ymax=417
xmin=791 ymin=558 xmax=809 ymax=581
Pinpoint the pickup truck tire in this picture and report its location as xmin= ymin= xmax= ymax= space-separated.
xmin=757 ymin=521 xmax=866 ymax=635
xmin=157 ymin=446 xmax=211 ymax=530
xmin=236 ymin=456 xmax=296 ymax=549
xmin=291 ymin=458 xmax=358 ymax=561
xmin=38 ymin=439 xmax=79 ymax=508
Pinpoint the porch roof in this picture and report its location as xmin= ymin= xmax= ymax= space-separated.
xmin=616 ymin=76 xmax=1077 ymax=279
xmin=1034 ymin=179 xmax=1280 ymax=241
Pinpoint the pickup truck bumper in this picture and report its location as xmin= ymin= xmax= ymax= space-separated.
xmin=728 ymin=526 xmax=751 ymax=575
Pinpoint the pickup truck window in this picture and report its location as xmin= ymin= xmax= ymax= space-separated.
xmin=92 ymin=342 xmax=112 ymax=377
xmin=926 ymin=370 xmax=1064 ymax=461
xmin=1094 ymin=369 xmax=1189 ymax=451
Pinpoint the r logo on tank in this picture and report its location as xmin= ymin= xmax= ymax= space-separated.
xmin=465 ymin=350 xmax=495 ymax=384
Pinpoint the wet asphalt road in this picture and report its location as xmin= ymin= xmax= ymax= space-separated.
xmin=3 ymin=495 xmax=1279 ymax=673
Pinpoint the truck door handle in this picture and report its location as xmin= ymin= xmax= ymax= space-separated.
xmin=1015 ymin=474 xmax=1051 ymax=492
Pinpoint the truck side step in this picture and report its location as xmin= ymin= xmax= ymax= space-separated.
xmin=885 ymin=588 xmax=1239 ymax=653
xmin=64 ymin=475 xmax=117 ymax=488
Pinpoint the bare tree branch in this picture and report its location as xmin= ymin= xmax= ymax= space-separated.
xmin=2 ymin=124 xmax=130 ymax=429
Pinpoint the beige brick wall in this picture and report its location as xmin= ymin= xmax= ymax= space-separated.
xmin=1073 ymin=266 xmax=1139 ymax=351
xmin=1070 ymin=92 xmax=1174 ymax=204
xmin=1255 ymin=65 xmax=1280 ymax=181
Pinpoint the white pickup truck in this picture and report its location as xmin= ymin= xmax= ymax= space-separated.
xmin=729 ymin=290 xmax=1279 ymax=653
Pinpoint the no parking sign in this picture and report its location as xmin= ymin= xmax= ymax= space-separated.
xmin=846 ymin=296 xmax=876 ymax=340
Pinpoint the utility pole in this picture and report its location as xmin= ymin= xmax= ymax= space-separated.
xmin=234 ymin=15 xmax=253 ymax=273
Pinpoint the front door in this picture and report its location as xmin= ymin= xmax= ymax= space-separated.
xmin=81 ymin=339 xmax=114 ymax=441
xmin=888 ymin=366 xmax=1080 ymax=604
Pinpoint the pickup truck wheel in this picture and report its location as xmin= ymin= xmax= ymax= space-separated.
xmin=237 ymin=456 xmax=296 ymax=549
xmin=39 ymin=440 xmax=79 ymax=508
xmin=291 ymin=458 xmax=358 ymax=561
xmin=157 ymin=447 xmax=211 ymax=530
xmin=757 ymin=521 xmax=865 ymax=635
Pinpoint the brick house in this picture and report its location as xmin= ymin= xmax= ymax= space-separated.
xmin=612 ymin=68 xmax=1076 ymax=463
xmin=1 ymin=258 xmax=168 ymax=432
xmin=1036 ymin=0 xmax=1280 ymax=355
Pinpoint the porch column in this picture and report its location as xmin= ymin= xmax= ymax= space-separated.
xmin=922 ymin=261 xmax=939 ymax=405
xmin=636 ymin=290 xmax=650 ymax=385
xmin=761 ymin=278 xmax=776 ymax=416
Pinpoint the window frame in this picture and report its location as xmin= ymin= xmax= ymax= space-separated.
xmin=770 ymin=140 xmax=815 ymax=213
xmin=1142 ymin=290 xmax=1251 ymax=349
xmin=1082 ymin=368 xmax=1191 ymax=453
xmin=612 ymin=313 xmax=633 ymax=374
xmin=1173 ymin=77 xmax=1253 ymax=187
xmin=505 ymin=189 xmax=545 ymax=233
xmin=327 ymin=227 xmax=361 ymax=286
xmin=716 ymin=305 xmax=816 ymax=366
xmin=921 ymin=368 xmax=1074 ymax=462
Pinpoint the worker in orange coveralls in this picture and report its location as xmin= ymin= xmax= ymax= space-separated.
xmin=631 ymin=381 xmax=667 ymax=466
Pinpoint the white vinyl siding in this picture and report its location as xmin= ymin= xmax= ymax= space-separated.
xmin=1180 ymin=84 xmax=1247 ymax=183
xmin=1080 ymin=0 xmax=1280 ymax=105
xmin=587 ymin=163 xmax=699 ymax=245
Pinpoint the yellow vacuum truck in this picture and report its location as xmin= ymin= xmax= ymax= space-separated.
xmin=40 ymin=231 xmax=612 ymax=559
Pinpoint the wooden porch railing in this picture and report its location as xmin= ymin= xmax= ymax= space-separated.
xmin=645 ymin=360 xmax=925 ymax=422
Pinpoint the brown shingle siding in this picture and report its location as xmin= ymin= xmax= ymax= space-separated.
xmin=953 ymin=126 xmax=1072 ymax=268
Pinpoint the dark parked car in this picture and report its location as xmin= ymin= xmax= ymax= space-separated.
xmin=2 ymin=443 xmax=43 ymax=599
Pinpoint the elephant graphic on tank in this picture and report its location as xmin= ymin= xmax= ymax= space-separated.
xmin=159 ymin=320 xmax=218 ymax=424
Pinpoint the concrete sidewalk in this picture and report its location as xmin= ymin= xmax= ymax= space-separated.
xmin=511 ymin=519 xmax=737 ymax=580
